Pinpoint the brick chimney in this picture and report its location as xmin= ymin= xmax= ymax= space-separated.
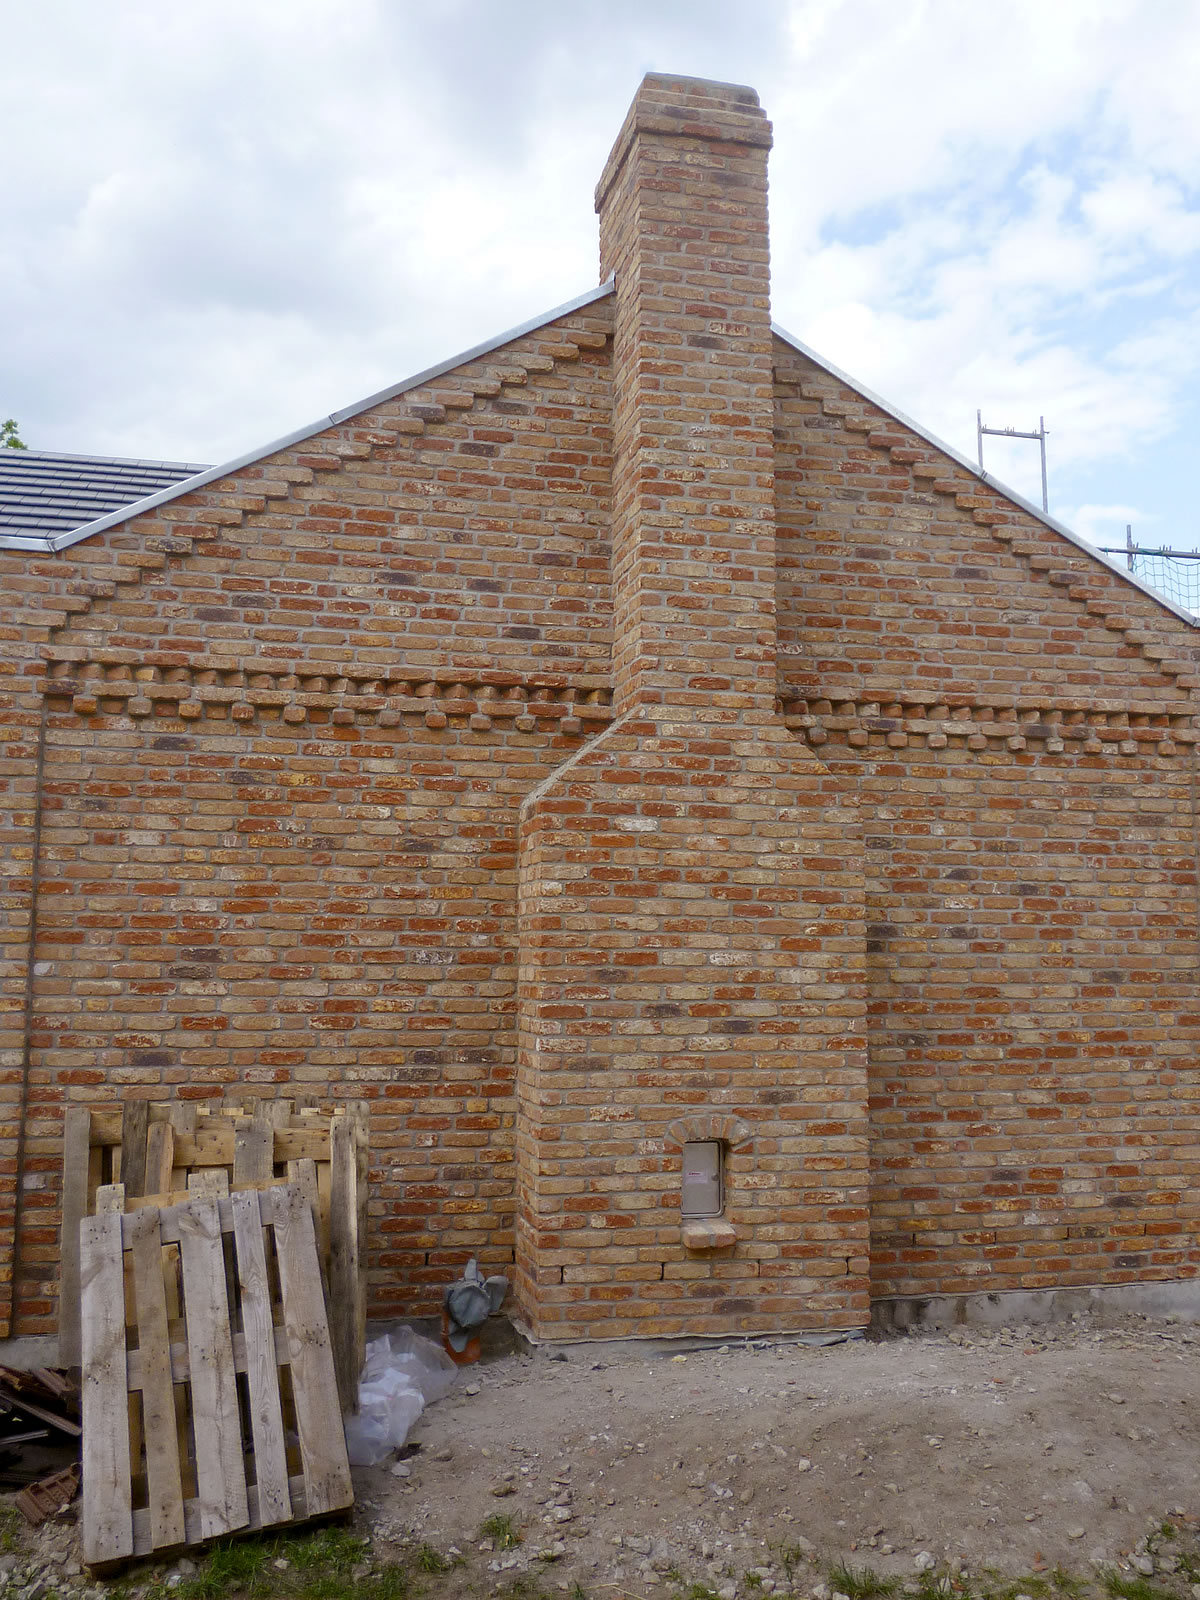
xmin=596 ymin=75 xmax=777 ymax=715
xmin=515 ymin=76 xmax=868 ymax=1343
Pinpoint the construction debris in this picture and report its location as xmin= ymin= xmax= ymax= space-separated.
xmin=0 ymin=1366 xmax=80 ymax=1490
xmin=15 ymin=1461 xmax=80 ymax=1526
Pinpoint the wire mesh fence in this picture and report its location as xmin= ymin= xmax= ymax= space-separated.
xmin=1097 ymin=542 xmax=1200 ymax=615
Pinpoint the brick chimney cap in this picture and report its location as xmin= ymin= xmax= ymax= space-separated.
xmin=638 ymin=72 xmax=764 ymax=109
xmin=596 ymin=72 xmax=772 ymax=212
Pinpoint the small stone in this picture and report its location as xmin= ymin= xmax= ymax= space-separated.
xmin=796 ymin=1458 xmax=813 ymax=1472
xmin=465 ymin=1383 xmax=481 ymax=1396
xmin=914 ymin=1552 xmax=936 ymax=1572
xmin=434 ymin=1447 xmax=454 ymax=1462
xmin=1134 ymin=1557 xmax=1155 ymax=1576
xmin=1067 ymin=1528 xmax=1086 ymax=1541
xmin=492 ymin=1483 xmax=516 ymax=1497
xmin=549 ymin=1351 xmax=568 ymax=1363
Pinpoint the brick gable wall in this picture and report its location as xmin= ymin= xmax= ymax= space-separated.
xmin=1 ymin=73 xmax=1198 ymax=1344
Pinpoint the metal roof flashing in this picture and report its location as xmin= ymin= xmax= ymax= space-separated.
xmin=770 ymin=322 xmax=1200 ymax=632
xmin=0 ymin=279 xmax=617 ymax=555
xmin=3 ymin=286 xmax=1194 ymax=642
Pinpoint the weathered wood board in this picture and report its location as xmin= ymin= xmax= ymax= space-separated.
xmin=79 ymin=1184 xmax=354 ymax=1571
xmin=60 ymin=1098 xmax=367 ymax=1410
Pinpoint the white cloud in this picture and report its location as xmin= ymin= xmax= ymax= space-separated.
xmin=0 ymin=0 xmax=1198 ymax=562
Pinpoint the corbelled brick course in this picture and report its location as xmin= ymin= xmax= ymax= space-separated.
xmin=1 ymin=72 xmax=1197 ymax=1342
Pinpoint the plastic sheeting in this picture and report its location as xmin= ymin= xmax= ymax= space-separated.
xmin=343 ymin=1326 xmax=458 ymax=1467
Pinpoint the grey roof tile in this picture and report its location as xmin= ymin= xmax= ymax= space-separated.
xmin=0 ymin=449 xmax=210 ymax=540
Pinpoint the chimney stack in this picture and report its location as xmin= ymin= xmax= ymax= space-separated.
xmin=595 ymin=75 xmax=777 ymax=716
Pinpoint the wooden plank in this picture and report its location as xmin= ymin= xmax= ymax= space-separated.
xmin=175 ymin=1198 xmax=249 ymax=1539
xmin=264 ymin=1099 xmax=293 ymax=1129
xmin=120 ymin=1102 xmax=150 ymax=1199
xmin=126 ymin=1321 xmax=293 ymax=1388
xmin=0 ymin=1387 xmax=80 ymax=1437
xmin=269 ymin=1187 xmax=353 ymax=1516
xmin=233 ymin=1116 xmax=273 ymax=1185
xmin=230 ymin=1191 xmax=290 ymax=1526
xmin=149 ymin=1126 xmax=332 ymax=1168
xmin=96 ymin=1183 xmax=125 ymax=1215
xmin=187 ymin=1169 xmax=229 ymax=1200
xmin=351 ymin=1102 xmax=369 ymax=1395
xmin=315 ymin=1151 xmax=332 ymax=1266
xmin=80 ymin=1211 xmax=133 ymax=1568
xmin=145 ymin=1121 xmax=175 ymax=1197
xmin=128 ymin=1208 xmax=186 ymax=1550
xmin=89 ymin=1111 xmax=122 ymax=1145
xmin=287 ymin=1159 xmax=320 ymax=1225
xmin=131 ymin=1473 xmax=315 ymax=1557
xmin=167 ymin=1103 xmax=198 ymax=1136
xmin=328 ymin=1114 xmax=359 ymax=1413
xmin=59 ymin=1105 xmax=92 ymax=1369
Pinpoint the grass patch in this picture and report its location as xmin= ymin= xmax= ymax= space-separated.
xmin=829 ymin=1563 xmax=900 ymax=1600
xmin=143 ymin=1526 xmax=413 ymax=1600
xmin=980 ymin=1578 xmax=1051 ymax=1600
xmin=773 ymin=1543 xmax=817 ymax=1581
xmin=0 ymin=1506 xmax=21 ymax=1555
xmin=1102 ymin=1574 xmax=1174 ymax=1600
xmin=480 ymin=1513 xmax=522 ymax=1552
xmin=1048 ymin=1569 xmax=1089 ymax=1598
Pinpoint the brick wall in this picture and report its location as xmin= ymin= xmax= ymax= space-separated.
xmin=2 ymin=72 xmax=1198 ymax=1343
xmin=773 ymin=342 xmax=1200 ymax=1301
xmin=1 ymin=304 xmax=615 ymax=1332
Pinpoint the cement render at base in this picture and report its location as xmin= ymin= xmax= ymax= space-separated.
xmin=871 ymin=1278 xmax=1200 ymax=1333
xmin=5 ymin=1278 xmax=1196 ymax=1376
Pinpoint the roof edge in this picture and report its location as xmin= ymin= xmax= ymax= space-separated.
xmin=1 ymin=279 xmax=616 ymax=555
xmin=771 ymin=321 xmax=1200 ymax=632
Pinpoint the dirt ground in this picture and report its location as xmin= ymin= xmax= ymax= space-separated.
xmin=360 ymin=1313 xmax=1200 ymax=1592
xmin=8 ymin=1312 xmax=1200 ymax=1600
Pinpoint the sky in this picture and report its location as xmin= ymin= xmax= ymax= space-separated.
xmin=3 ymin=0 xmax=1200 ymax=567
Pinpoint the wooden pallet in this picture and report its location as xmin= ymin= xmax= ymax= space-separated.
xmin=60 ymin=1098 xmax=367 ymax=1410
xmin=80 ymin=1183 xmax=354 ymax=1571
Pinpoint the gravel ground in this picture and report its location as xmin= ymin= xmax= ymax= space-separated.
xmin=7 ymin=1313 xmax=1200 ymax=1600
xmin=359 ymin=1313 xmax=1200 ymax=1593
